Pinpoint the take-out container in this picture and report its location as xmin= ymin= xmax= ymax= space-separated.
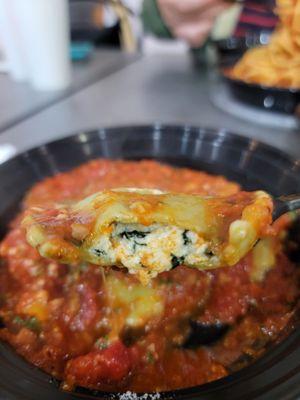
xmin=222 ymin=72 xmax=300 ymax=116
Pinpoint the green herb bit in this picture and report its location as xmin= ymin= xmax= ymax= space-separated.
xmin=120 ymin=230 xmax=150 ymax=240
xmin=146 ymin=350 xmax=155 ymax=364
xmin=92 ymin=249 xmax=107 ymax=257
xmin=12 ymin=315 xmax=24 ymax=325
xmin=95 ymin=335 xmax=109 ymax=350
xmin=12 ymin=315 xmax=41 ymax=333
xmin=26 ymin=316 xmax=41 ymax=332
xmin=171 ymin=254 xmax=185 ymax=269
xmin=182 ymin=230 xmax=192 ymax=245
xmin=204 ymin=247 xmax=214 ymax=257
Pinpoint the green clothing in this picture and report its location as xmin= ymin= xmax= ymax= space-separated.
xmin=141 ymin=0 xmax=172 ymax=38
xmin=141 ymin=0 xmax=208 ymax=58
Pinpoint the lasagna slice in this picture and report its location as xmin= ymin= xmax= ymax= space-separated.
xmin=22 ymin=188 xmax=273 ymax=284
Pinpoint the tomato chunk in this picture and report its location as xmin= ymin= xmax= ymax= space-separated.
xmin=65 ymin=341 xmax=134 ymax=388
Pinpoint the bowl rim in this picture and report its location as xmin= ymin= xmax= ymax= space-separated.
xmin=221 ymin=69 xmax=300 ymax=95
xmin=14 ymin=124 xmax=300 ymax=166
xmin=1 ymin=124 xmax=300 ymax=400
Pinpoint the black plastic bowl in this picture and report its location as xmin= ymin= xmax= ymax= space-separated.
xmin=222 ymin=74 xmax=300 ymax=115
xmin=1 ymin=125 xmax=300 ymax=400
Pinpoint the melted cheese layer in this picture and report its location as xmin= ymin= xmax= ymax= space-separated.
xmin=22 ymin=188 xmax=273 ymax=284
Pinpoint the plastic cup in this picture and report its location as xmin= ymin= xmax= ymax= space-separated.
xmin=16 ymin=0 xmax=71 ymax=91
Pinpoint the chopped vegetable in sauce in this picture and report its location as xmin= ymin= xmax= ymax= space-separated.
xmin=0 ymin=159 xmax=298 ymax=393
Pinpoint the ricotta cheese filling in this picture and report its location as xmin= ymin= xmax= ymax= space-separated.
xmin=88 ymin=223 xmax=220 ymax=283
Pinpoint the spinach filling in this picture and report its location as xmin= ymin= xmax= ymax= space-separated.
xmin=171 ymin=254 xmax=185 ymax=269
xmin=120 ymin=230 xmax=150 ymax=240
xmin=120 ymin=228 xmax=193 ymax=265
xmin=119 ymin=230 xmax=150 ymax=252
xmin=92 ymin=248 xmax=107 ymax=257
xmin=204 ymin=248 xmax=215 ymax=257
xmin=182 ymin=230 xmax=192 ymax=245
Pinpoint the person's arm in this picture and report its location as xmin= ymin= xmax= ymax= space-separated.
xmin=142 ymin=0 xmax=229 ymax=48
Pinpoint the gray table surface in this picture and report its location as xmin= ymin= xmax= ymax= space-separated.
xmin=0 ymin=50 xmax=139 ymax=134
xmin=0 ymin=52 xmax=299 ymax=159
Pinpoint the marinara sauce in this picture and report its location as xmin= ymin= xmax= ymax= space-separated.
xmin=0 ymin=160 xmax=298 ymax=392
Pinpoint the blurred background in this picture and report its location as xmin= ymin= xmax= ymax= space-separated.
xmin=0 ymin=0 xmax=298 ymax=163
xmin=0 ymin=0 xmax=279 ymax=87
